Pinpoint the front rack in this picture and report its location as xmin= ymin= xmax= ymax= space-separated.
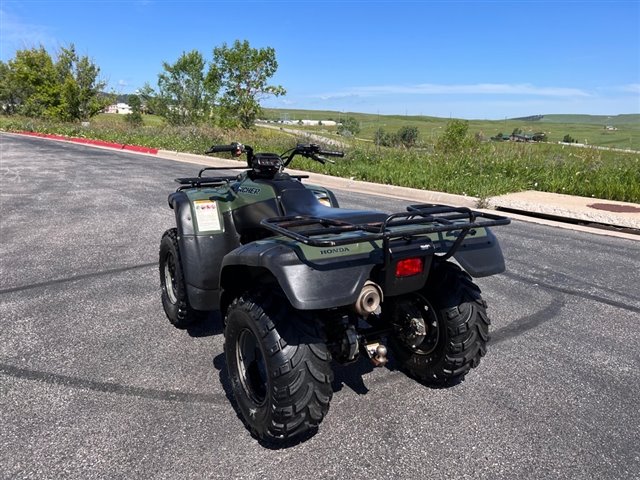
xmin=174 ymin=168 xmax=312 ymax=191
xmin=261 ymin=204 xmax=510 ymax=261
xmin=174 ymin=176 xmax=237 ymax=190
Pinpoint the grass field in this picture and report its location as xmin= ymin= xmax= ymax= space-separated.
xmin=2 ymin=113 xmax=638 ymax=203
xmin=263 ymin=109 xmax=640 ymax=151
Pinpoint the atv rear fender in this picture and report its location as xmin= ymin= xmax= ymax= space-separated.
xmin=453 ymin=227 xmax=506 ymax=277
xmin=220 ymin=242 xmax=374 ymax=311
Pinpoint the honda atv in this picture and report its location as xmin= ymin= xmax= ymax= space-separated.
xmin=159 ymin=142 xmax=510 ymax=443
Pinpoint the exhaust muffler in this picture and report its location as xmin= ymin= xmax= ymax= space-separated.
xmin=353 ymin=281 xmax=383 ymax=316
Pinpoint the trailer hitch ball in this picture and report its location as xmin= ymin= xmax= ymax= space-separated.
xmin=365 ymin=342 xmax=388 ymax=367
xmin=354 ymin=281 xmax=383 ymax=317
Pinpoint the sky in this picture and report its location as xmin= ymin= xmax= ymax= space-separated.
xmin=1 ymin=0 xmax=639 ymax=119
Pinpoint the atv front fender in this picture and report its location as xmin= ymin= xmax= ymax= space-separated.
xmin=169 ymin=191 xmax=240 ymax=311
xmin=221 ymin=242 xmax=373 ymax=310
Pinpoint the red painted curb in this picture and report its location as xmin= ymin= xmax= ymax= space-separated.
xmin=122 ymin=144 xmax=159 ymax=154
xmin=10 ymin=130 xmax=158 ymax=155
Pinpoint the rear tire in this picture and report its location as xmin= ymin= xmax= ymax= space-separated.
xmin=224 ymin=290 xmax=333 ymax=443
xmin=159 ymin=228 xmax=207 ymax=328
xmin=389 ymin=261 xmax=490 ymax=385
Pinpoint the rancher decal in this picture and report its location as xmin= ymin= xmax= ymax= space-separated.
xmin=238 ymin=186 xmax=261 ymax=195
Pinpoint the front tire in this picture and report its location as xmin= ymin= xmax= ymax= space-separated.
xmin=389 ymin=261 xmax=490 ymax=385
xmin=224 ymin=290 xmax=333 ymax=443
xmin=159 ymin=228 xmax=207 ymax=328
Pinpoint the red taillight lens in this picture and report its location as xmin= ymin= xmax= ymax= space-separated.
xmin=395 ymin=257 xmax=424 ymax=278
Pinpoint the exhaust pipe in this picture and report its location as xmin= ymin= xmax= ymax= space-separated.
xmin=353 ymin=281 xmax=383 ymax=316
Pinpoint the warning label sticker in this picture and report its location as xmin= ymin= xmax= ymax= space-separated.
xmin=193 ymin=200 xmax=222 ymax=232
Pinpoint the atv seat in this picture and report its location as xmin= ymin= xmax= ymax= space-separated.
xmin=280 ymin=188 xmax=388 ymax=225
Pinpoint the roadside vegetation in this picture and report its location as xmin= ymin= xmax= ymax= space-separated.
xmin=2 ymin=114 xmax=637 ymax=203
xmin=1 ymin=43 xmax=638 ymax=204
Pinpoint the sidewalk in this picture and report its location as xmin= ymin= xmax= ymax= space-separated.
xmin=489 ymin=191 xmax=640 ymax=230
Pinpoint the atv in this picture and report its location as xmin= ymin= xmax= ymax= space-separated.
xmin=159 ymin=142 xmax=510 ymax=443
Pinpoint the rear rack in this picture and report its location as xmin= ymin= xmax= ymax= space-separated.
xmin=261 ymin=204 xmax=510 ymax=261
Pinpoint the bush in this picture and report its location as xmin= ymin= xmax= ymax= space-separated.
xmin=436 ymin=119 xmax=470 ymax=152
xmin=397 ymin=126 xmax=419 ymax=147
xmin=338 ymin=116 xmax=360 ymax=136
xmin=375 ymin=126 xmax=419 ymax=148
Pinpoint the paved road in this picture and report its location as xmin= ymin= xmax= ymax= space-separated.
xmin=1 ymin=134 xmax=639 ymax=480
xmin=256 ymin=123 xmax=348 ymax=148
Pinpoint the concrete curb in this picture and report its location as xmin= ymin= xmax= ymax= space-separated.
xmin=9 ymin=130 xmax=159 ymax=154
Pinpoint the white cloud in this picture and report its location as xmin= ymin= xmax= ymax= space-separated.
xmin=314 ymin=82 xmax=591 ymax=100
xmin=118 ymin=80 xmax=129 ymax=87
xmin=619 ymin=83 xmax=640 ymax=93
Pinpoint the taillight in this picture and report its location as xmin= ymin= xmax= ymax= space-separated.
xmin=395 ymin=257 xmax=424 ymax=278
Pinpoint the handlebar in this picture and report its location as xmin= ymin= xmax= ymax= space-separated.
xmin=204 ymin=141 xmax=345 ymax=170
xmin=282 ymin=143 xmax=345 ymax=166
xmin=318 ymin=149 xmax=344 ymax=158
xmin=205 ymin=142 xmax=246 ymax=156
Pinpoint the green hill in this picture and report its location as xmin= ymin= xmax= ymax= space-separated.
xmin=536 ymin=114 xmax=640 ymax=126
xmin=263 ymin=109 xmax=640 ymax=150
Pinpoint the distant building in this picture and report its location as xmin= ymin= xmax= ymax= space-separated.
xmin=257 ymin=119 xmax=337 ymax=127
xmin=105 ymin=103 xmax=132 ymax=114
xmin=604 ymin=125 xmax=618 ymax=131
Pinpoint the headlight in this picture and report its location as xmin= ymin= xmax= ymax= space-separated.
xmin=313 ymin=191 xmax=332 ymax=207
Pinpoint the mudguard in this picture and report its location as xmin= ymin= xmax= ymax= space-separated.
xmin=453 ymin=228 xmax=506 ymax=277
xmin=221 ymin=241 xmax=374 ymax=310
xmin=169 ymin=191 xmax=240 ymax=311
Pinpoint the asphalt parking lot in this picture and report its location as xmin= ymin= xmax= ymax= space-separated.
xmin=1 ymin=134 xmax=639 ymax=479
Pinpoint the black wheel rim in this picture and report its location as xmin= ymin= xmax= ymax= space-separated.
xmin=413 ymin=300 xmax=440 ymax=355
xmin=236 ymin=329 xmax=268 ymax=405
xmin=395 ymin=294 xmax=441 ymax=355
xmin=163 ymin=252 xmax=178 ymax=304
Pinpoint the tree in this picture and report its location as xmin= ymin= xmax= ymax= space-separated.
xmin=157 ymin=50 xmax=218 ymax=125
xmin=0 ymin=61 xmax=18 ymax=114
xmin=4 ymin=47 xmax=60 ymax=118
xmin=125 ymin=94 xmax=143 ymax=126
xmin=211 ymin=40 xmax=285 ymax=128
xmin=0 ymin=45 xmax=107 ymax=121
xmin=55 ymin=45 xmax=109 ymax=121
xmin=338 ymin=116 xmax=360 ymax=136
xmin=137 ymin=82 xmax=161 ymax=115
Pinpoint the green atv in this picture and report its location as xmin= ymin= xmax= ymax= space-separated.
xmin=159 ymin=142 xmax=510 ymax=443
